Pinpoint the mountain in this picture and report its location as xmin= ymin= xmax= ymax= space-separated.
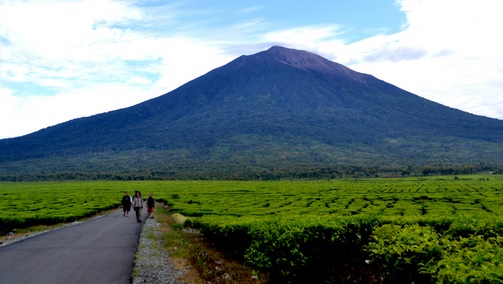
xmin=1 ymin=46 xmax=503 ymax=179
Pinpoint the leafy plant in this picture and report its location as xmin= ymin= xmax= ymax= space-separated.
xmin=366 ymin=224 xmax=443 ymax=282
xmin=425 ymin=235 xmax=503 ymax=283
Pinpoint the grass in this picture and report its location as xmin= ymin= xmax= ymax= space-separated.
xmin=156 ymin=204 xmax=270 ymax=284
xmin=1 ymin=223 xmax=59 ymax=244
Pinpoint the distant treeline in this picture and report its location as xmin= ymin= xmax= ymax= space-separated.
xmin=1 ymin=163 xmax=501 ymax=181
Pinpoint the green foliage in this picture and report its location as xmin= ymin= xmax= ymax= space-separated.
xmin=192 ymin=215 xmax=503 ymax=283
xmin=430 ymin=236 xmax=503 ymax=283
xmin=0 ymin=181 xmax=123 ymax=230
xmin=366 ymin=224 xmax=444 ymax=282
xmin=364 ymin=217 xmax=503 ymax=283
xmin=446 ymin=216 xmax=503 ymax=239
xmin=159 ymin=175 xmax=503 ymax=282
xmin=191 ymin=215 xmax=379 ymax=282
xmin=2 ymin=175 xmax=503 ymax=282
xmin=159 ymin=175 xmax=503 ymax=219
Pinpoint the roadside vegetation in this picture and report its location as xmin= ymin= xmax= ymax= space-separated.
xmin=1 ymin=174 xmax=503 ymax=283
xmin=156 ymin=205 xmax=269 ymax=283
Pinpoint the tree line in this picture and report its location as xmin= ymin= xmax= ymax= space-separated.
xmin=0 ymin=163 xmax=501 ymax=182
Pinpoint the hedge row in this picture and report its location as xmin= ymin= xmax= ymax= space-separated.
xmin=188 ymin=215 xmax=503 ymax=283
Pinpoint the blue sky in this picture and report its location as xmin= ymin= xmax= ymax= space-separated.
xmin=0 ymin=0 xmax=502 ymax=138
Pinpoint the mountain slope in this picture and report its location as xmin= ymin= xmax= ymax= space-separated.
xmin=1 ymin=46 xmax=503 ymax=177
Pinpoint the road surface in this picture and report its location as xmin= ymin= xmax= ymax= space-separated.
xmin=0 ymin=207 xmax=148 ymax=284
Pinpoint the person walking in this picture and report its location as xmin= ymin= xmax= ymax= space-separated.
xmin=147 ymin=193 xmax=155 ymax=219
xmin=121 ymin=191 xmax=132 ymax=217
xmin=132 ymin=191 xmax=143 ymax=223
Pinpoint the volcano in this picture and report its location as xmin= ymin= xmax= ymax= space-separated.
xmin=1 ymin=46 xmax=502 ymax=179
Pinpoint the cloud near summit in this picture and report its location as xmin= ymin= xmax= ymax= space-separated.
xmin=364 ymin=47 xmax=428 ymax=62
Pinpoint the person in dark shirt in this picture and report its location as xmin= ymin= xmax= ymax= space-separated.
xmin=147 ymin=193 xmax=155 ymax=219
xmin=121 ymin=192 xmax=132 ymax=217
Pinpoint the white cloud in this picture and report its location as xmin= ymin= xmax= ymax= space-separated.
xmin=262 ymin=26 xmax=344 ymax=44
xmin=340 ymin=0 xmax=503 ymax=119
xmin=0 ymin=0 xmax=139 ymax=61
xmin=0 ymin=0 xmax=232 ymax=138
xmin=363 ymin=46 xmax=428 ymax=62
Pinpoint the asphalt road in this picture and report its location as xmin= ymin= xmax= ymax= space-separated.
xmin=0 ymin=207 xmax=147 ymax=284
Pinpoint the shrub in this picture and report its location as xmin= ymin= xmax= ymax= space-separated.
xmin=427 ymin=235 xmax=503 ymax=283
xmin=366 ymin=224 xmax=443 ymax=282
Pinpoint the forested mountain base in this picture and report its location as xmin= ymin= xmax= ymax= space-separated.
xmin=0 ymin=160 xmax=501 ymax=181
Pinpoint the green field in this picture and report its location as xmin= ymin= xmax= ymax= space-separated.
xmin=155 ymin=175 xmax=503 ymax=217
xmin=0 ymin=181 xmax=124 ymax=228
xmin=1 ymin=175 xmax=502 ymax=283
xmin=2 ymin=175 xmax=501 ymax=223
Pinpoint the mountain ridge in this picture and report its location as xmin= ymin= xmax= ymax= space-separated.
xmin=1 ymin=46 xmax=503 ymax=178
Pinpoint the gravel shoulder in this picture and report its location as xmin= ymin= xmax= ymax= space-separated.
xmin=133 ymin=216 xmax=189 ymax=284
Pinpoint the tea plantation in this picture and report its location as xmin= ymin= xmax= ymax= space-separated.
xmin=1 ymin=175 xmax=502 ymax=282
